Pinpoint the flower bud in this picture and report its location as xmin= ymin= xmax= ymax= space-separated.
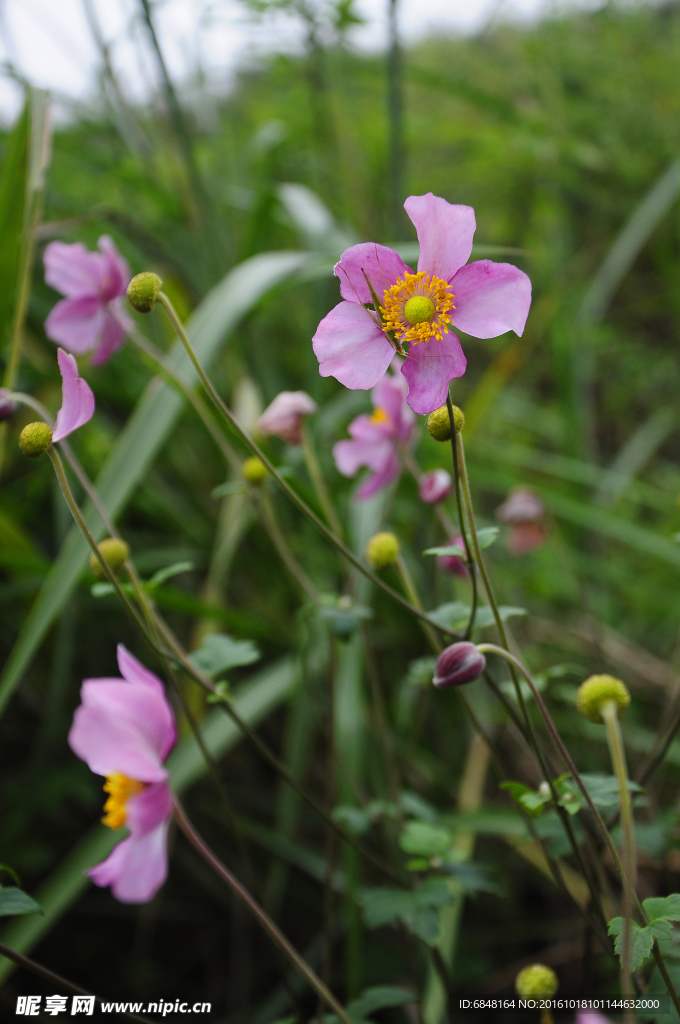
xmin=241 ymin=456 xmax=268 ymax=485
xmin=365 ymin=532 xmax=399 ymax=570
xmin=18 ymin=421 xmax=52 ymax=458
xmin=515 ymin=964 xmax=558 ymax=1000
xmin=127 ymin=272 xmax=162 ymax=313
xmin=433 ymin=642 xmax=485 ymax=688
xmin=89 ymin=537 xmax=130 ymax=579
xmin=0 ymin=389 xmax=16 ymax=422
xmin=426 ymin=404 xmax=464 ymax=442
xmin=419 ymin=469 xmax=452 ymax=505
xmin=576 ymin=674 xmax=630 ymax=724
xmin=437 ymin=534 xmax=470 ymax=578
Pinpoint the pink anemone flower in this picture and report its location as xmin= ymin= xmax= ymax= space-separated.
xmin=68 ymin=645 xmax=177 ymax=904
xmin=419 ymin=468 xmax=452 ymax=504
xmin=53 ymin=349 xmax=95 ymax=442
xmin=495 ymin=486 xmax=547 ymax=555
xmin=313 ymin=193 xmax=531 ymax=415
xmin=257 ymin=390 xmax=318 ymax=444
xmin=333 ymin=368 xmax=415 ymax=500
xmin=44 ymin=236 xmax=132 ymax=366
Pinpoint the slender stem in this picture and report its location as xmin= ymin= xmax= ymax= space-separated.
xmin=300 ymin=423 xmax=344 ymax=540
xmin=446 ymin=400 xmax=478 ymax=640
xmin=396 ymin=553 xmax=442 ymax=654
xmin=155 ymin=291 xmax=458 ymax=640
xmin=259 ymin=489 xmax=321 ymax=603
xmin=602 ymin=700 xmax=635 ymax=1012
xmin=0 ymin=942 xmax=152 ymax=1024
xmin=172 ymin=797 xmax=355 ymax=1024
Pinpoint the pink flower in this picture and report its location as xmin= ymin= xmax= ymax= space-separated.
xmin=333 ymin=369 xmax=415 ymax=499
xmin=257 ymin=390 xmax=318 ymax=444
xmin=313 ymin=193 xmax=531 ymax=415
xmin=576 ymin=1013 xmax=613 ymax=1024
xmin=437 ymin=534 xmax=470 ymax=578
xmin=495 ymin=487 xmax=547 ymax=555
xmin=52 ymin=349 xmax=95 ymax=442
xmin=419 ymin=469 xmax=452 ymax=504
xmin=44 ymin=236 xmax=132 ymax=365
xmin=68 ymin=645 xmax=177 ymax=904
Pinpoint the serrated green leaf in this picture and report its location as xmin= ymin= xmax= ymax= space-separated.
xmin=190 ymin=633 xmax=260 ymax=677
xmin=0 ymin=887 xmax=42 ymax=918
xmin=644 ymin=895 xmax=680 ymax=924
xmin=399 ymin=821 xmax=451 ymax=857
xmin=608 ymin=917 xmax=671 ymax=971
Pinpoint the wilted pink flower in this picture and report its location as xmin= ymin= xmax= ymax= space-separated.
xmin=419 ymin=468 xmax=452 ymax=504
xmin=52 ymin=349 xmax=95 ymax=442
xmin=495 ymin=487 xmax=547 ymax=555
xmin=44 ymin=236 xmax=132 ymax=365
xmin=333 ymin=369 xmax=415 ymax=499
xmin=313 ymin=193 xmax=531 ymax=415
xmin=68 ymin=645 xmax=176 ymax=904
xmin=437 ymin=534 xmax=470 ymax=578
xmin=257 ymin=390 xmax=317 ymax=444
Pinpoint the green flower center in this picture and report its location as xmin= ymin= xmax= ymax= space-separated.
xmin=404 ymin=295 xmax=435 ymax=325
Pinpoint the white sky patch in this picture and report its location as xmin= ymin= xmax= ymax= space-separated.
xmin=0 ymin=0 xmax=613 ymax=123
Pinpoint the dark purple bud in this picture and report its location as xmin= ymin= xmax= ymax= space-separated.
xmin=433 ymin=642 xmax=486 ymax=688
xmin=0 ymin=389 xmax=16 ymax=422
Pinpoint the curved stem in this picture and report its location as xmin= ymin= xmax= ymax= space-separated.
xmin=300 ymin=422 xmax=344 ymax=540
xmin=446 ymin=398 xmax=478 ymax=639
xmin=259 ymin=488 xmax=321 ymax=603
xmin=602 ymin=700 xmax=636 ymax=1011
xmin=396 ymin=553 xmax=442 ymax=654
xmin=155 ymin=291 xmax=458 ymax=640
xmin=172 ymin=797 xmax=355 ymax=1024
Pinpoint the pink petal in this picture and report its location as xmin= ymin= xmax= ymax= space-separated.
xmin=52 ymin=349 xmax=95 ymax=443
xmin=371 ymin=372 xmax=415 ymax=440
xmin=89 ymin=311 xmax=126 ymax=366
xmin=257 ymin=390 xmax=318 ymax=444
xmin=401 ymin=332 xmax=467 ymax=415
xmin=576 ymin=1013 xmax=614 ymax=1024
xmin=437 ymin=535 xmax=470 ymax=578
xmin=334 ymin=243 xmax=412 ymax=305
xmin=419 ymin=469 xmax=452 ymax=504
xmin=45 ymin=296 xmax=108 ymax=355
xmin=68 ymin=678 xmax=175 ymax=782
xmin=97 ymin=236 xmax=130 ymax=301
xmin=450 ymin=260 xmax=531 ymax=339
xmin=356 ymin=450 xmax=400 ymax=500
xmin=117 ymin=646 xmax=177 ymax=759
xmin=333 ymin=431 xmax=395 ymax=477
xmin=404 ymin=194 xmax=476 ymax=282
xmin=126 ymin=781 xmax=172 ymax=834
xmin=87 ymin=822 xmax=169 ymax=903
xmin=313 ymin=301 xmax=394 ymax=390
xmin=44 ymin=241 xmax=106 ymax=298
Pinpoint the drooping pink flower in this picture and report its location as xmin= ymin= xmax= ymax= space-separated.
xmin=333 ymin=368 xmax=415 ymax=500
xmin=68 ymin=645 xmax=177 ymax=904
xmin=419 ymin=468 xmax=452 ymax=504
xmin=437 ymin=534 xmax=470 ymax=578
xmin=495 ymin=487 xmax=547 ymax=555
xmin=257 ymin=390 xmax=318 ymax=444
xmin=313 ymin=193 xmax=531 ymax=415
xmin=44 ymin=236 xmax=132 ymax=365
xmin=52 ymin=349 xmax=95 ymax=442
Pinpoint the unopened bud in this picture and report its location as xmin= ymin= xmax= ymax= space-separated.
xmin=577 ymin=674 xmax=630 ymax=724
xmin=241 ymin=456 xmax=268 ymax=485
xmin=18 ymin=421 xmax=52 ymax=458
xmin=0 ymin=389 xmax=16 ymax=422
xmin=426 ymin=404 xmax=464 ymax=442
xmin=89 ymin=537 xmax=130 ymax=579
xmin=515 ymin=964 xmax=558 ymax=1000
xmin=433 ymin=642 xmax=485 ymax=688
xmin=365 ymin=532 xmax=399 ymax=570
xmin=127 ymin=272 xmax=162 ymax=313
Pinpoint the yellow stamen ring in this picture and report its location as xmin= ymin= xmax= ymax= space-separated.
xmin=370 ymin=407 xmax=391 ymax=426
xmin=380 ymin=271 xmax=455 ymax=346
xmin=102 ymin=772 xmax=145 ymax=830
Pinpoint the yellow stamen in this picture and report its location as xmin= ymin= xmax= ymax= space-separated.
xmin=380 ymin=271 xmax=455 ymax=346
xmin=370 ymin=407 xmax=391 ymax=425
xmin=101 ymin=773 xmax=145 ymax=830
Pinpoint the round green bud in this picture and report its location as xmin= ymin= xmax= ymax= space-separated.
xmin=89 ymin=538 xmax=130 ymax=579
xmin=515 ymin=964 xmax=558 ymax=1000
xmin=365 ymin=531 xmax=399 ymax=570
xmin=242 ymin=456 xmax=268 ymax=485
xmin=577 ymin=674 xmax=630 ymax=723
xmin=18 ymin=421 xmax=52 ymax=458
xmin=426 ymin=404 xmax=464 ymax=442
xmin=127 ymin=272 xmax=162 ymax=313
xmin=404 ymin=295 xmax=435 ymax=325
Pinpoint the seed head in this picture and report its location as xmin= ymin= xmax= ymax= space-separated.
xmin=127 ymin=272 xmax=162 ymax=313
xmin=241 ymin=456 xmax=268 ymax=485
xmin=426 ymin=404 xmax=464 ymax=442
xmin=515 ymin=964 xmax=558 ymax=1000
xmin=89 ymin=538 xmax=130 ymax=579
xmin=18 ymin=422 xmax=52 ymax=458
xmin=365 ymin=532 xmax=399 ymax=570
xmin=577 ymin=674 xmax=630 ymax=723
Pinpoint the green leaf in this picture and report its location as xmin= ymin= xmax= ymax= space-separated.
xmin=399 ymin=821 xmax=451 ymax=857
xmin=190 ymin=634 xmax=261 ymax=677
xmin=0 ymin=249 xmax=313 ymax=720
xmin=427 ymin=602 xmax=526 ymax=632
xmin=0 ymin=887 xmax=42 ymax=918
xmin=608 ymin=916 xmax=671 ymax=971
xmin=423 ymin=543 xmax=465 ymax=558
xmin=360 ymin=879 xmax=454 ymax=946
xmin=579 ymin=773 xmax=644 ymax=809
xmin=146 ymin=561 xmax=194 ymax=588
xmin=500 ymin=781 xmax=550 ymax=816
xmin=0 ymin=103 xmax=29 ymax=353
xmin=347 ymin=986 xmax=413 ymax=1019
xmin=0 ymin=866 xmax=20 ymax=885
xmin=644 ymin=895 xmax=680 ymax=924
xmin=476 ymin=527 xmax=499 ymax=550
